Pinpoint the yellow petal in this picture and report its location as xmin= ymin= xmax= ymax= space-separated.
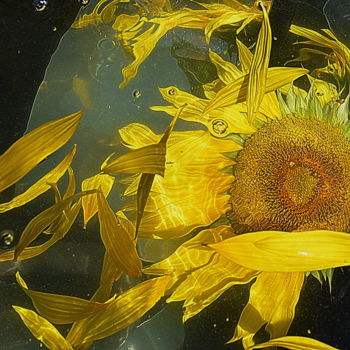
xmin=13 ymin=306 xmax=73 ymax=350
xmin=209 ymin=50 xmax=243 ymax=83
xmin=204 ymin=67 xmax=308 ymax=114
xmin=205 ymin=10 xmax=256 ymax=44
xmin=118 ymin=123 xmax=160 ymax=149
xmin=0 ymin=145 xmax=76 ymax=213
xmin=14 ymin=191 xmax=93 ymax=260
xmin=101 ymin=143 xmax=166 ymax=175
xmin=82 ymin=174 xmax=115 ymax=228
xmin=67 ymin=276 xmax=170 ymax=346
xmin=248 ymin=336 xmax=339 ymax=350
xmin=0 ymin=200 xmax=81 ymax=262
xmin=246 ymin=2 xmax=271 ymax=123
xmin=210 ymin=230 xmax=350 ymax=272
xmin=16 ymin=272 xmax=114 ymax=324
xmin=134 ymin=105 xmax=182 ymax=236
xmin=153 ymin=86 xmax=255 ymax=136
xmin=231 ymin=272 xmax=304 ymax=348
xmin=121 ymin=130 xmax=238 ymax=238
xmin=145 ymin=226 xmax=257 ymax=321
xmin=236 ymin=38 xmax=253 ymax=73
xmin=0 ymin=111 xmax=82 ymax=192
xmin=97 ymin=191 xmax=142 ymax=278
xmin=93 ymin=251 xmax=122 ymax=302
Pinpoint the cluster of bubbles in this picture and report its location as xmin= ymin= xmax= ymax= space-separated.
xmin=33 ymin=0 xmax=90 ymax=11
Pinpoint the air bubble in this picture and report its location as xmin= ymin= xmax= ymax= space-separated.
xmin=0 ymin=230 xmax=15 ymax=249
xmin=33 ymin=0 xmax=48 ymax=11
xmin=212 ymin=119 xmax=228 ymax=135
xmin=79 ymin=0 xmax=90 ymax=5
xmin=133 ymin=90 xmax=142 ymax=98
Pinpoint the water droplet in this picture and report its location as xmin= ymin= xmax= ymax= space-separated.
xmin=33 ymin=0 xmax=48 ymax=11
xmin=133 ymin=90 xmax=141 ymax=98
xmin=212 ymin=119 xmax=228 ymax=135
xmin=0 ymin=230 xmax=15 ymax=248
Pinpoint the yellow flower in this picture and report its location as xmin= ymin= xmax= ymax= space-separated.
xmin=117 ymin=48 xmax=350 ymax=348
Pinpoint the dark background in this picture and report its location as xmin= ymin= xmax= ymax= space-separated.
xmin=0 ymin=0 xmax=350 ymax=349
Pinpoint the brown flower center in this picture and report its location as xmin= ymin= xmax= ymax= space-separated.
xmin=228 ymin=116 xmax=350 ymax=233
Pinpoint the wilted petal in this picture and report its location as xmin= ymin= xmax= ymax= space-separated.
xmin=97 ymin=191 xmax=142 ymax=278
xmin=0 ymin=111 xmax=82 ymax=192
xmin=210 ymin=230 xmax=350 ymax=272
xmin=231 ymin=272 xmax=304 ymax=348
xmin=82 ymin=174 xmax=115 ymax=228
xmin=13 ymin=306 xmax=73 ymax=350
xmin=247 ymin=336 xmax=339 ymax=350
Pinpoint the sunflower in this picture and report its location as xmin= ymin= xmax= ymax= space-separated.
xmin=115 ymin=40 xmax=350 ymax=348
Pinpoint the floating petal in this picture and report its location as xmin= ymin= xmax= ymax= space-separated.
xmin=13 ymin=306 xmax=73 ymax=350
xmin=67 ymin=276 xmax=170 ymax=346
xmin=16 ymin=272 xmax=114 ymax=324
xmin=0 ymin=145 xmax=76 ymax=213
xmin=0 ymin=111 xmax=82 ymax=192
xmin=82 ymin=174 xmax=115 ymax=228
xmin=204 ymin=67 xmax=308 ymax=114
xmin=97 ymin=191 xmax=142 ymax=278
xmin=231 ymin=272 xmax=304 ymax=348
xmin=210 ymin=230 xmax=350 ymax=272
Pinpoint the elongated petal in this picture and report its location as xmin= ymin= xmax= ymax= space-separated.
xmin=93 ymin=251 xmax=122 ymax=302
xmin=82 ymin=174 xmax=115 ymax=228
xmin=67 ymin=276 xmax=170 ymax=346
xmin=101 ymin=143 xmax=165 ymax=176
xmin=231 ymin=272 xmax=304 ymax=348
xmin=0 ymin=146 xmax=76 ymax=213
xmin=135 ymin=106 xmax=182 ymax=236
xmin=13 ymin=306 xmax=73 ymax=350
xmin=248 ymin=336 xmax=339 ymax=350
xmin=0 ymin=111 xmax=82 ymax=192
xmin=16 ymin=272 xmax=114 ymax=324
xmin=14 ymin=191 xmax=94 ymax=260
xmin=0 ymin=200 xmax=81 ymax=262
xmin=236 ymin=38 xmax=253 ymax=73
xmin=210 ymin=230 xmax=350 ymax=272
xmin=97 ymin=191 xmax=142 ymax=278
xmin=204 ymin=67 xmax=308 ymax=114
xmin=247 ymin=3 xmax=271 ymax=123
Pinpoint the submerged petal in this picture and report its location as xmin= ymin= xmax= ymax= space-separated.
xmin=97 ymin=191 xmax=142 ymax=278
xmin=13 ymin=306 xmax=73 ymax=350
xmin=16 ymin=272 xmax=114 ymax=324
xmin=82 ymin=173 xmax=115 ymax=228
xmin=0 ymin=111 xmax=82 ymax=192
xmin=210 ymin=230 xmax=350 ymax=272
xmin=231 ymin=272 xmax=304 ymax=348
xmin=120 ymin=128 xmax=239 ymax=238
xmin=145 ymin=226 xmax=257 ymax=321
xmin=67 ymin=276 xmax=170 ymax=346
xmin=0 ymin=145 xmax=76 ymax=213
